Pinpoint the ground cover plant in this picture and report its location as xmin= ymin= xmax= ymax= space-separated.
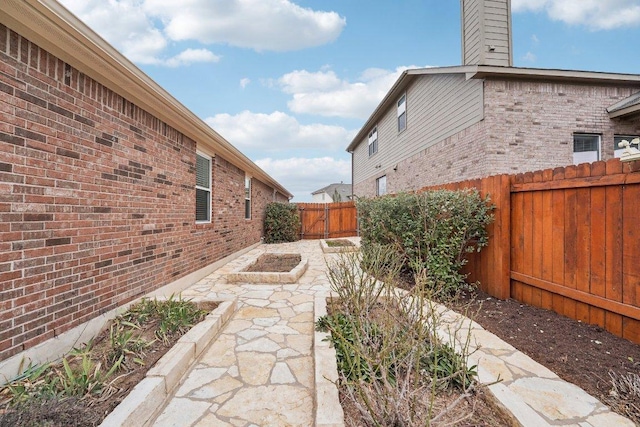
xmin=317 ymin=248 xmax=512 ymax=426
xmin=0 ymin=296 xmax=211 ymax=427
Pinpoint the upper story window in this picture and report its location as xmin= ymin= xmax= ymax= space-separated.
xmin=368 ymin=126 xmax=378 ymax=157
xmin=244 ymin=175 xmax=251 ymax=219
xmin=376 ymin=175 xmax=387 ymax=196
xmin=573 ymin=133 xmax=600 ymax=165
xmin=614 ymin=135 xmax=640 ymax=158
xmin=397 ymin=94 xmax=406 ymax=132
xmin=196 ymin=152 xmax=212 ymax=223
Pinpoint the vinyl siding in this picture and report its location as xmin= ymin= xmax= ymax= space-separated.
xmin=353 ymin=74 xmax=484 ymax=186
xmin=461 ymin=0 xmax=511 ymax=66
xmin=483 ymin=0 xmax=511 ymax=66
xmin=462 ymin=0 xmax=481 ymax=65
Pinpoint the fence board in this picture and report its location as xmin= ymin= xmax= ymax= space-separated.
xmin=311 ymin=158 xmax=640 ymax=343
xmin=297 ymin=201 xmax=357 ymax=239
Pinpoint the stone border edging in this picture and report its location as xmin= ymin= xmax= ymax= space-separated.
xmin=392 ymin=287 xmax=634 ymax=427
xmin=99 ymin=299 xmax=237 ymax=427
xmin=313 ymin=293 xmax=345 ymax=427
xmin=226 ymin=254 xmax=309 ymax=284
xmin=319 ymin=239 xmax=359 ymax=254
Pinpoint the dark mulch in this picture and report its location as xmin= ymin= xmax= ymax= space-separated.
xmin=244 ymin=253 xmax=301 ymax=272
xmin=453 ymin=288 xmax=640 ymax=419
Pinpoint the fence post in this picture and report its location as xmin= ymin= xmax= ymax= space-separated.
xmin=324 ymin=204 xmax=329 ymax=239
xmin=490 ymin=174 xmax=511 ymax=300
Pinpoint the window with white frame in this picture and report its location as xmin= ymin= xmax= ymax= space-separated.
xmin=196 ymin=152 xmax=211 ymax=222
xmin=397 ymin=94 xmax=406 ymax=132
xmin=368 ymin=126 xmax=378 ymax=157
xmin=244 ymin=175 xmax=251 ymax=219
xmin=376 ymin=175 xmax=387 ymax=196
xmin=614 ymin=135 xmax=640 ymax=158
xmin=572 ymin=133 xmax=600 ymax=165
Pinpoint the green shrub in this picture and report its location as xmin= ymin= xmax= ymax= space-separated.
xmin=263 ymin=202 xmax=300 ymax=243
xmin=357 ymin=189 xmax=493 ymax=295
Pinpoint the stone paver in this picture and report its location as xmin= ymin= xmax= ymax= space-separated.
xmin=152 ymin=240 xmax=338 ymax=427
xmin=149 ymin=238 xmax=633 ymax=427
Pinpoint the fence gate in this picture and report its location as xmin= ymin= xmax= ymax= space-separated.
xmin=297 ymin=201 xmax=357 ymax=239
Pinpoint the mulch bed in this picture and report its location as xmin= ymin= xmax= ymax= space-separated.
xmin=453 ymin=289 xmax=640 ymax=418
xmin=0 ymin=302 xmax=218 ymax=427
xmin=244 ymin=253 xmax=301 ymax=272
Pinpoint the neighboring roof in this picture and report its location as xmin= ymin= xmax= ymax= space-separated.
xmin=1 ymin=0 xmax=293 ymax=199
xmin=346 ymin=65 xmax=640 ymax=152
xmin=312 ymin=183 xmax=352 ymax=200
xmin=607 ymin=92 xmax=640 ymax=119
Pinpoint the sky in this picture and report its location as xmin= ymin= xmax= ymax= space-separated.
xmin=58 ymin=0 xmax=640 ymax=201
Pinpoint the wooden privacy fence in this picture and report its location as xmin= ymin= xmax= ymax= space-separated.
xmin=297 ymin=201 xmax=358 ymax=239
xmin=422 ymin=158 xmax=640 ymax=343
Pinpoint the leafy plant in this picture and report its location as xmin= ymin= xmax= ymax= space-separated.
xmin=108 ymin=321 xmax=153 ymax=366
xmin=263 ymin=202 xmax=300 ymax=243
xmin=122 ymin=295 xmax=207 ymax=344
xmin=357 ymin=189 xmax=494 ymax=296
xmin=0 ymin=294 xmax=206 ymax=414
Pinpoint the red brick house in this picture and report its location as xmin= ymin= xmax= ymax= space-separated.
xmin=348 ymin=0 xmax=640 ymax=197
xmin=0 ymin=0 xmax=291 ymax=378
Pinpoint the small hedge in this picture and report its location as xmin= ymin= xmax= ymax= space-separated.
xmin=263 ymin=202 xmax=300 ymax=244
xmin=357 ymin=189 xmax=494 ymax=294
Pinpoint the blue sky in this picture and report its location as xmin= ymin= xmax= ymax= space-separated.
xmin=59 ymin=0 xmax=640 ymax=201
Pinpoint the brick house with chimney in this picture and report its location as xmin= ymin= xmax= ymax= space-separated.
xmin=348 ymin=0 xmax=640 ymax=198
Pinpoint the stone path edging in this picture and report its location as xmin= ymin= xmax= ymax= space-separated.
xmin=99 ymin=299 xmax=237 ymax=427
xmin=393 ymin=287 xmax=634 ymax=427
xmin=314 ymin=293 xmax=345 ymax=427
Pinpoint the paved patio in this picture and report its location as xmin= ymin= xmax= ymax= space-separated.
xmin=145 ymin=238 xmax=633 ymax=427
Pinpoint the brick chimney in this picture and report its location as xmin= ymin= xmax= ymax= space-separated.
xmin=461 ymin=0 xmax=513 ymax=67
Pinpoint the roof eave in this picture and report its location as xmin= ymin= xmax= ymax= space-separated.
xmin=469 ymin=66 xmax=640 ymax=85
xmin=608 ymin=104 xmax=640 ymax=119
xmin=1 ymin=0 xmax=293 ymax=199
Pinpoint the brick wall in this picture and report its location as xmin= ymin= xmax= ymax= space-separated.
xmin=354 ymin=77 xmax=640 ymax=197
xmin=0 ymin=25 xmax=287 ymax=362
xmin=483 ymin=79 xmax=640 ymax=174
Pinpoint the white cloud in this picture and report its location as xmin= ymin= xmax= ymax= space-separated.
xmin=240 ymin=78 xmax=251 ymax=89
xmin=512 ymin=0 xmax=640 ymax=30
xmin=277 ymin=66 xmax=420 ymax=120
xmin=165 ymin=49 xmax=220 ymax=67
xmin=60 ymin=0 xmax=344 ymax=66
xmin=531 ymin=34 xmax=540 ymax=44
xmin=144 ymin=0 xmax=346 ymax=51
xmin=60 ymin=0 xmax=168 ymax=64
xmin=255 ymin=157 xmax=351 ymax=201
xmin=522 ymin=51 xmax=537 ymax=62
xmin=205 ymin=111 xmax=356 ymax=152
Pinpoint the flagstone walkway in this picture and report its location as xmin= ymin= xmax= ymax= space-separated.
xmin=152 ymin=240 xmax=335 ymax=427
